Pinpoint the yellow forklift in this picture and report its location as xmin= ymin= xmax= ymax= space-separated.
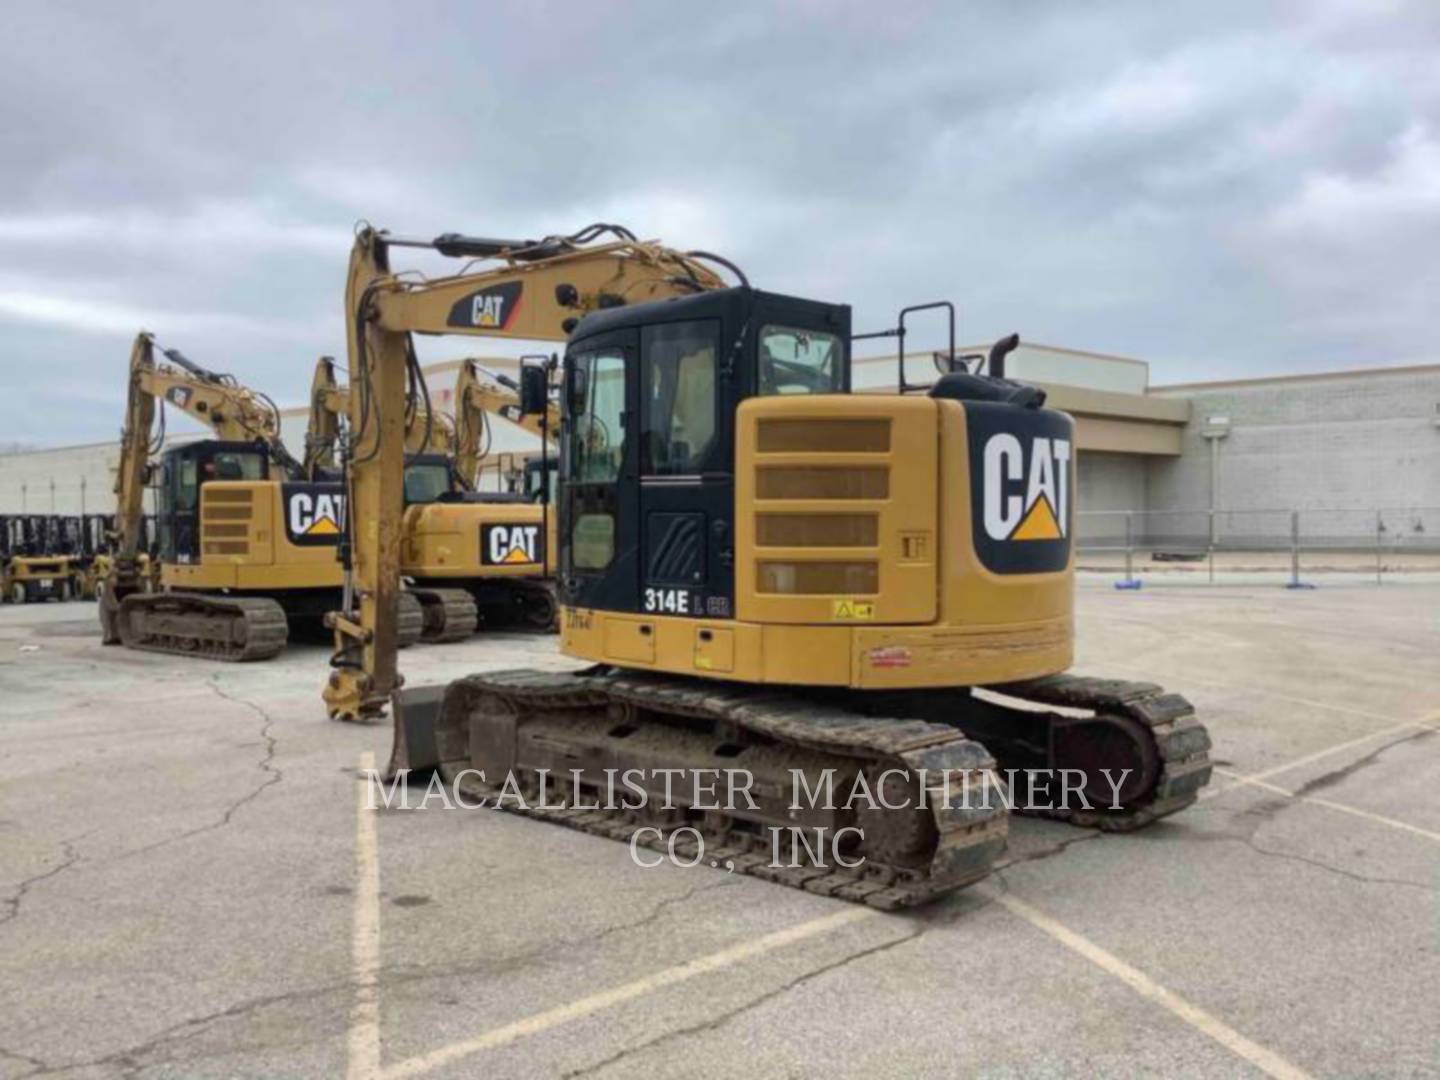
xmin=2 ymin=516 xmax=79 ymax=603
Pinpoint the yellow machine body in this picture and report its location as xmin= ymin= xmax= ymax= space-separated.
xmin=401 ymin=501 xmax=556 ymax=581
xmin=560 ymin=394 xmax=1073 ymax=689
xmin=159 ymin=481 xmax=343 ymax=591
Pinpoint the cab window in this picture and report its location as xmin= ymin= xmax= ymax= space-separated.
xmin=569 ymin=345 xmax=627 ymax=570
xmin=175 ymin=457 xmax=199 ymax=511
xmin=403 ymin=461 xmax=452 ymax=505
xmin=642 ymin=320 xmax=719 ymax=475
xmin=209 ymin=451 xmax=265 ymax=481
xmin=572 ymin=347 xmax=627 ymax=485
xmin=759 ymin=326 xmax=843 ymax=396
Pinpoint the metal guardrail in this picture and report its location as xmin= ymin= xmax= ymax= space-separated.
xmin=1077 ymin=507 xmax=1440 ymax=586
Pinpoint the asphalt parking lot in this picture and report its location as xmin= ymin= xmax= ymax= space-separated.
xmin=1 ymin=581 xmax=1437 ymax=1079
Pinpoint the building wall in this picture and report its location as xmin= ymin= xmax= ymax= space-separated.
xmin=0 ymin=440 xmax=177 ymax=516
xmin=1075 ymin=451 xmax=1146 ymax=543
xmin=1149 ymin=366 xmax=1440 ymax=510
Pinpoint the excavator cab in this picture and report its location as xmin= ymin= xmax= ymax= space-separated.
xmin=557 ymin=286 xmax=850 ymax=621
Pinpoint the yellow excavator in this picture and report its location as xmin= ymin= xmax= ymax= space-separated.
xmin=432 ymin=357 xmax=560 ymax=627
xmin=304 ymin=355 xmax=477 ymax=642
xmin=331 ymin=224 xmax=1212 ymax=909
xmin=306 ymin=354 xmax=559 ymax=635
xmin=98 ymin=332 xmax=426 ymax=659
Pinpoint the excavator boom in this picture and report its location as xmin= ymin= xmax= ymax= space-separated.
xmin=324 ymin=225 xmax=729 ymax=720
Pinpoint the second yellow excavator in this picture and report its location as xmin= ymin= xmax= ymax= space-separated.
xmin=98 ymin=333 xmax=425 ymax=660
xmin=306 ymin=353 xmax=561 ymax=633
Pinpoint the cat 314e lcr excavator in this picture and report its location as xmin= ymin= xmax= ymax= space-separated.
xmin=335 ymin=224 xmax=1213 ymax=910
xmin=98 ymin=332 xmax=428 ymax=660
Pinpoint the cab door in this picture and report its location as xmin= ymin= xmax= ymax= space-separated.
xmin=637 ymin=318 xmax=733 ymax=620
xmin=157 ymin=452 xmax=199 ymax=564
xmin=560 ymin=329 xmax=640 ymax=613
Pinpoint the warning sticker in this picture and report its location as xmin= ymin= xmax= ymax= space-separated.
xmin=832 ymin=599 xmax=875 ymax=621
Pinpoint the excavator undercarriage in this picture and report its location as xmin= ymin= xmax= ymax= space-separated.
xmin=389 ymin=669 xmax=1210 ymax=908
xmin=108 ymin=588 xmax=425 ymax=662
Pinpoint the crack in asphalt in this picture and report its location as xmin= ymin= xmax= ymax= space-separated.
xmin=0 ymin=839 xmax=83 ymax=930
xmin=380 ymin=875 xmax=741 ymax=990
xmin=205 ymin=678 xmax=284 ymax=822
xmin=0 ymin=1045 xmax=50 ymax=1078
xmin=1290 ymin=726 xmax=1436 ymax=799
xmin=1188 ymin=806 xmax=1434 ymax=893
xmin=559 ymin=923 xmax=925 ymax=1079
xmin=13 ymin=981 xmax=350 ymax=1079
xmin=106 ymin=680 xmax=284 ymax=864
xmin=1238 ymin=835 xmax=1435 ymax=893
xmin=995 ymin=829 xmax=1103 ymax=870
xmin=0 ymin=867 xmax=737 ymax=1076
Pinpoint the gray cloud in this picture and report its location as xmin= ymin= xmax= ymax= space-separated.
xmin=1 ymin=0 xmax=1437 ymax=443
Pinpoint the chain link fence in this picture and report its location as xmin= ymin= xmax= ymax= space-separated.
xmin=1077 ymin=507 xmax=1440 ymax=586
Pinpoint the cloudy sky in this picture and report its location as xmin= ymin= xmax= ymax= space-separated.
xmin=2 ymin=1 xmax=1437 ymax=446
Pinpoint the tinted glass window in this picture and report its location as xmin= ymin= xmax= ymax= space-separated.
xmin=569 ymin=345 xmax=627 ymax=571
xmin=572 ymin=348 xmax=627 ymax=484
xmin=759 ymin=325 xmax=843 ymax=396
xmin=176 ymin=457 xmax=198 ymax=511
xmin=404 ymin=462 xmax=452 ymax=505
xmin=642 ymin=320 xmax=718 ymax=475
xmin=208 ymin=451 xmax=265 ymax=482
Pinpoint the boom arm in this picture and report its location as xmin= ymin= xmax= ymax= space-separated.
xmin=323 ymin=225 xmax=731 ymax=720
xmin=304 ymin=355 xmax=458 ymax=480
xmin=115 ymin=332 xmax=294 ymax=550
xmin=304 ymin=356 xmax=345 ymax=477
xmin=452 ymin=359 xmax=560 ymax=490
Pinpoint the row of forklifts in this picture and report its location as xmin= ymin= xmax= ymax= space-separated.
xmin=0 ymin=512 xmax=155 ymax=604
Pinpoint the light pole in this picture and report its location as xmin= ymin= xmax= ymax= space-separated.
xmin=1201 ymin=416 xmax=1231 ymax=549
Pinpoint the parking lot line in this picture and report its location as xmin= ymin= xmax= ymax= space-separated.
xmin=378 ymin=907 xmax=877 ymax=1080
xmin=984 ymin=886 xmax=1313 ymax=1080
xmin=349 ymin=751 xmax=382 ymax=1080
xmin=1213 ymin=769 xmax=1440 ymax=843
xmin=1117 ymin=662 xmax=1410 ymax=727
xmin=1202 ymin=716 xmax=1438 ymax=800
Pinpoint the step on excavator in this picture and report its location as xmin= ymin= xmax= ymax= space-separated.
xmin=97 ymin=332 xmax=427 ymax=660
xmin=329 ymin=224 xmax=1212 ymax=909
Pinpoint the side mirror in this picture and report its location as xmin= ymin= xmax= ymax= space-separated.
xmin=518 ymin=362 xmax=548 ymax=416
